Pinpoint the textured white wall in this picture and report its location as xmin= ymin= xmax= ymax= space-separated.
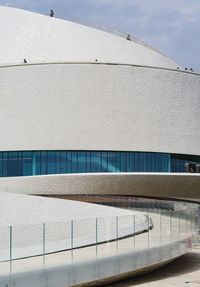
xmin=0 ymin=192 xmax=146 ymax=225
xmin=0 ymin=63 xmax=199 ymax=155
xmin=0 ymin=173 xmax=199 ymax=201
xmin=0 ymin=5 xmax=179 ymax=69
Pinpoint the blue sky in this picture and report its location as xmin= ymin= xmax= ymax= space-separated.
xmin=1 ymin=0 xmax=199 ymax=71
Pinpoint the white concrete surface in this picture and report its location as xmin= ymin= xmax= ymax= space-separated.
xmin=0 ymin=6 xmax=180 ymax=68
xmin=0 ymin=64 xmax=199 ymax=156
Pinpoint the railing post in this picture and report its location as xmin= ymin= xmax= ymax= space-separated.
xmin=43 ymin=223 xmax=46 ymax=255
xmin=10 ymin=226 xmax=12 ymax=261
xmin=178 ymin=210 xmax=181 ymax=255
xmin=170 ymin=210 xmax=172 ymax=243
xmin=133 ymin=215 xmax=135 ymax=249
xmin=116 ymin=216 xmax=118 ymax=254
xmin=191 ymin=209 xmax=193 ymax=236
xmin=71 ymin=220 xmax=74 ymax=262
xmin=185 ymin=212 xmax=187 ymax=240
xmin=96 ymin=218 xmax=98 ymax=259
xmin=160 ymin=209 xmax=162 ymax=245
xmin=170 ymin=210 xmax=172 ymax=259
xmin=9 ymin=225 xmax=13 ymax=287
xmin=147 ymin=209 xmax=150 ymax=247
xmin=133 ymin=214 xmax=136 ymax=270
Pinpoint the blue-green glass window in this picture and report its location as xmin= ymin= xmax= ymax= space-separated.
xmin=135 ymin=152 xmax=140 ymax=171
xmin=114 ymin=152 xmax=121 ymax=172
xmin=90 ymin=152 xmax=101 ymax=172
xmin=0 ymin=150 xmax=199 ymax=177
xmin=55 ymin=151 xmax=61 ymax=174
xmin=66 ymin=151 xmax=72 ymax=173
xmin=0 ymin=152 xmax=2 ymax=177
xmin=2 ymin=152 xmax=8 ymax=177
xmin=77 ymin=152 xmax=87 ymax=173
xmin=47 ymin=151 xmax=56 ymax=174
xmin=107 ymin=152 xmax=118 ymax=172
xmin=154 ymin=153 xmax=160 ymax=172
xmin=34 ymin=151 xmax=41 ymax=175
xmin=139 ymin=153 xmax=146 ymax=172
xmin=101 ymin=151 xmax=108 ymax=172
xmin=85 ymin=152 xmax=90 ymax=172
xmin=146 ymin=153 xmax=151 ymax=172
xmin=120 ymin=152 xmax=127 ymax=172
xmin=8 ymin=152 xmax=18 ymax=176
xmin=171 ymin=154 xmax=200 ymax=172
xmin=126 ymin=152 xmax=132 ymax=172
xmin=71 ymin=151 xmax=78 ymax=173
xmin=22 ymin=151 xmax=32 ymax=176
xmin=60 ymin=151 xmax=67 ymax=174
xmin=41 ymin=151 xmax=47 ymax=175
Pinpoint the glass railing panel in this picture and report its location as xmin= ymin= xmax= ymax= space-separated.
xmin=148 ymin=209 xmax=158 ymax=248
xmin=0 ymin=226 xmax=10 ymax=262
xmin=171 ymin=210 xmax=179 ymax=243
xmin=0 ymin=261 xmax=10 ymax=285
xmin=12 ymin=223 xmax=43 ymax=259
xmin=10 ymin=255 xmax=44 ymax=285
xmin=117 ymin=215 xmax=134 ymax=255
xmin=0 ymin=198 xmax=199 ymax=287
xmin=72 ymin=218 xmax=96 ymax=264
xmin=45 ymin=221 xmax=71 ymax=254
xmin=96 ymin=216 xmax=117 ymax=260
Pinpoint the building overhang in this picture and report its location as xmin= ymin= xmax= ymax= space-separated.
xmin=0 ymin=172 xmax=199 ymax=202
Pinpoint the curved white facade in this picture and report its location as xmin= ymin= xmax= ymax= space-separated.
xmin=0 ymin=6 xmax=199 ymax=287
xmin=0 ymin=63 xmax=199 ymax=155
xmin=0 ymin=6 xmax=179 ymax=68
xmin=0 ymin=173 xmax=200 ymax=201
xmin=0 ymin=5 xmax=199 ymax=201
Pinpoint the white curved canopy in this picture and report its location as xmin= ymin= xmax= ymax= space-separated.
xmin=0 ymin=5 xmax=179 ymax=69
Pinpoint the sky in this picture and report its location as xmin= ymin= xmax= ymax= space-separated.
xmin=0 ymin=0 xmax=199 ymax=71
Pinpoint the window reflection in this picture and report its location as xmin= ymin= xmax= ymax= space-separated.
xmin=0 ymin=150 xmax=199 ymax=177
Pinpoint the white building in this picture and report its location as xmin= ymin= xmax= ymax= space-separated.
xmin=0 ymin=5 xmax=199 ymax=200
xmin=0 ymin=6 xmax=200 ymax=287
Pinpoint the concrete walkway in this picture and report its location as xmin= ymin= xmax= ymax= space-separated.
xmin=108 ymin=248 xmax=200 ymax=287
